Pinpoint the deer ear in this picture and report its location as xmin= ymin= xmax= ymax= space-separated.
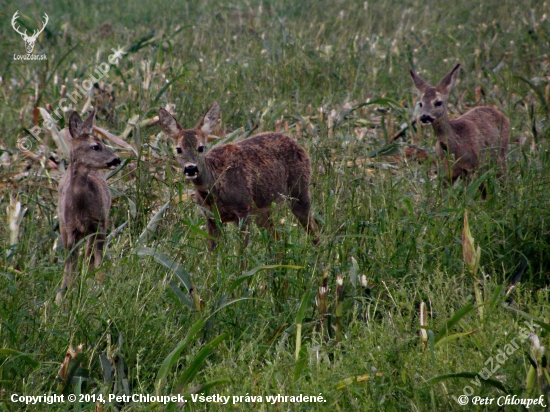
xmin=410 ymin=69 xmax=429 ymax=94
xmin=68 ymin=111 xmax=84 ymax=138
xmin=159 ymin=108 xmax=182 ymax=139
xmin=436 ymin=64 xmax=461 ymax=95
xmin=196 ymin=102 xmax=220 ymax=134
xmin=80 ymin=109 xmax=96 ymax=135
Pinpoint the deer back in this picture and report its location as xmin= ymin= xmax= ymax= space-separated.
xmin=204 ymin=132 xmax=311 ymax=210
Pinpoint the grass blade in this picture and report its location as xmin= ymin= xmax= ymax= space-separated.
xmin=213 ymin=127 xmax=245 ymax=147
xmin=136 ymin=246 xmax=192 ymax=293
xmin=434 ymin=303 xmax=475 ymax=344
xmin=155 ymin=320 xmax=205 ymax=395
xmin=427 ymin=372 xmax=509 ymax=394
xmin=181 ymin=219 xmax=216 ymax=240
xmin=488 ymin=285 xmax=503 ymax=315
xmin=466 ymin=170 xmax=492 ymax=198
xmin=0 ymin=348 xmax=39 ymax=368
xmin=106 ymin=158 xmax=131 ymax=180
xmin=515 ymin=75 xmax=548 ymax=115
xmin=349 ymin=257 xmax=359 ymax=288
xmin=137 ymin=198 xmax=171 ymax=244
xmin=293 ymin=345 xmax=308 ymax=382
xmin=168 ymin=280 xmax=195 ymax=309
xmin=153 ymin=72 xmax=190 ymax=104
xmin=434 ymin=330 xmax=479 ymax=348
xmin=365 ymin=143 xmax=401 ymax=158
xmin=227 ymin=265 xmax=302 ymax=294
xmin=187 ymin=378 xmax=232 ymax=394
xmin=176 ymin=332 xmax=229 ymax=391
xmin=295 ymin=289 xmax=311 ymax=361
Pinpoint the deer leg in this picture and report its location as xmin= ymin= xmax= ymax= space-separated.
xmin=84 ymin=235 xmax=101 ymax=283
xmin=448 ymin=163 xmax=469 ymax=185
xmin=480 ymin=182 xmax=488 ymax=199
xmin=290 ymin=189 xmax=319 ymax=245
xmin=57 ymin=253 xmax=75 ymax=305
xmin=230 ymin=212 xmax=250 ymax=271
xmin=206 ymin=218 xmax=221 ymax=251
xmin=93 ymin=234 xmax=106 ymax=283
xmin=56 ymin=232 xmax=81 ymax=304
xmin=496 ymin=147 xmax=508 ymax=181
xmin=257 ymin=209 xmax=285 ymax=260
xmin=499 ymin=118 xmax=510 ymax=178
xmin=256 ymin=210 xmax=278 ymax=241
xmin=85 ymin=235 xmax=94 ymax=263
xmin=237 ymin=214 xmax=251 ymax=249
xmin=92 ymin=235 xmax=105 ymax=268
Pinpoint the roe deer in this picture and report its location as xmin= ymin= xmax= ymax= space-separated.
xmin=158 ymin=103 xmax=319 ymax=249
xmin=410 ymin=64 xmax=509 ymax=186
xmin=56 ymin=110 xmax=121 ymax=304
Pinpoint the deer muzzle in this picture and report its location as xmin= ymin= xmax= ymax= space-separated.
xmin=106 ymin=157 xmax=121 ymax=168
xmin=183 ymin=164 xmax=199 ymax=179
xmin=419 ymin=114 xmax=434 ymax=124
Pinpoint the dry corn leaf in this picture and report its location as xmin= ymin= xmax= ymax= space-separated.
xmin=93 ymin=126 xmax=138 ymax=156
xmin=36 ymin=108 xmax=71 ymax=157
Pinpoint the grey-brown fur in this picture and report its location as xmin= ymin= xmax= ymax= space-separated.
xmin=159 ymin=103 xmax=319 ymax=249
xmin=56 ymin=110 xmax=121 ymax=304
xmin=410 ymin=64 xmax=509 ymax=185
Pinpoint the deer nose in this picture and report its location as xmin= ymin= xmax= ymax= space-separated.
xmin=184 ymin=164 xmax=198 ymax=176
xmin=107 ymin=158 xmax=121 ymax=167
xmin=420 ymin=114 xmax=434 ymax=123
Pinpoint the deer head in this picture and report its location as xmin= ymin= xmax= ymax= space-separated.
xmin=12 ymin=11 xmax=49 ymax=54
xmin=410 ymin=64 xmax=461 ymax=125
xmin=159 ymin=103 xmax=220 ymax=181
xmin=68 ymin=110 xmax=121 ymax=170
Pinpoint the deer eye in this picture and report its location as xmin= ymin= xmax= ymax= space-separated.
xmin=91 ymin=145 xmax=100 ymax=151
xmin=198 ymin=146 xmax=205 ymax=153
xmin=435 ymin=101 xmax=443 ymax=107
xmin=176 ymin=148 xmax=182 ymax=154
xmin=418 ymin=102 xmax=423 ymax=108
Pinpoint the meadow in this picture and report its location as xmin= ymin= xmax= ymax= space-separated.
xmin=1 ymin=0 xmax=550 ymax=410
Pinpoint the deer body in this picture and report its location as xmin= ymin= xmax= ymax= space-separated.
xmin=410 ymin=64 xmax=509 ymax=183
xmin=159 ymin=103 xmax=319 ymax=248
xmin=59 ymin=167 xmax=111 ymax=244
xmin=56 ymin=111 xmax=121 ymax=304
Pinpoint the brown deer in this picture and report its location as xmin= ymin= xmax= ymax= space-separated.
xmin=56 ymin=110 xmax=121 ymax=304
xmin=158 ymin=103 xmax=319 ymax=249
xmin=410 ymin=64 xmax=509 ymax=186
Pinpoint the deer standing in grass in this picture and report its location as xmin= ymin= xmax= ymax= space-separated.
xmin=56 ymin=110 xmax=121 ymax=304
xmin=159 ymin=103 xmax=319 ymax=249
xmin=410 ymin=64 xmax=509 ymax=187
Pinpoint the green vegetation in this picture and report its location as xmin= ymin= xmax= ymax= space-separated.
xmin=1 ymin=0 xmax=550 ymax=410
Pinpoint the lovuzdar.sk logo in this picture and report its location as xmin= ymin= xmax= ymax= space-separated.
xmin=12 ymin=10 xmax=48 ymax=60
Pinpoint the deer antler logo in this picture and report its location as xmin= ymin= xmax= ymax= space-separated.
xmin=11 ymin=11 xmax=49 ymax=54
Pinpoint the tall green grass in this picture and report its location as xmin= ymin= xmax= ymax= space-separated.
xmin=1 ymin=0 xmax=549 ymax=410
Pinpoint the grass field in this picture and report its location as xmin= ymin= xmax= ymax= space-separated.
xmin=1 ymin=0 xmax=550 ymax=410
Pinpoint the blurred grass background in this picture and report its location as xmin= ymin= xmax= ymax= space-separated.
xmin=1 ymin=0 xmax=550 ymax=410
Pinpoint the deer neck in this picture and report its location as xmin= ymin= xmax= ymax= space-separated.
xmin=68 ymin=160 xmax=96 ymax=202
xmin=192 ymin=157 xmax=216 ymax=193
xmin=431 ymin=113 xmax=456 ymax=145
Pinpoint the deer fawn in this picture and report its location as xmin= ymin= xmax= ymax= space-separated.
xmin=410 ymin=64 xmax=509 ymax=187
xmin=159 ymin=103 xmax=319 ymax=249
xmin=56 ymin=110 xmax=121 ymax=304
